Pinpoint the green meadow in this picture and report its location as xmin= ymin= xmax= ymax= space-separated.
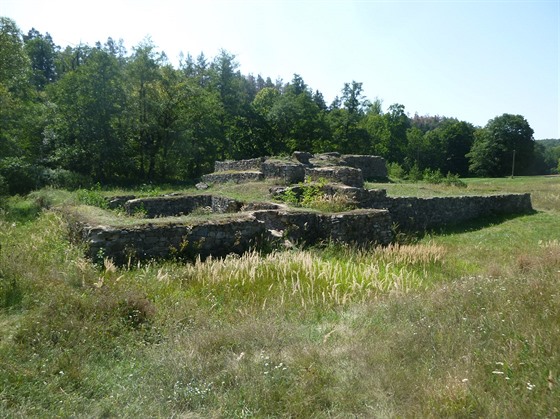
xmin=1 ymin=176 xmax=559 ymax=417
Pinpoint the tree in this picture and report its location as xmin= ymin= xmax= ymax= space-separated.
xmin=23 ymin=28 xmax=58 ymax=90
xmin=0 ymin=17 xmax=30 ymax=93
xmin=376 ymin=103 xmax=410 ymax=164
xmin=266 ymin=74 xmax=329 ymax=153
xmin=126 ymin=39 xmax=165 ymax=179
xmin=0 ymin=18 xmax=46 ymax=172
xmin=328 ymin=81 xmax=370 ymax=153
xmin=468 ymin=114 xmax=534 ymax=177
xmin=418 ymin=120 xmax=475 ymax=176
xmin=45 ymin=48 xmax=126 ymax=180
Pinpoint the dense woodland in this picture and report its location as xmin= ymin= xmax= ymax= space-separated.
xmin=1 ymin=17 xmax=559 ymax=195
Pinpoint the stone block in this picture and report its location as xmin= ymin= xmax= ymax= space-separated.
xmin=305 ymin=166 xmax=364 ymax=188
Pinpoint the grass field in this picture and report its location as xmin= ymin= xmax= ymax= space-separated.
xmin=1 ymin=176 xmax=559 ymax=417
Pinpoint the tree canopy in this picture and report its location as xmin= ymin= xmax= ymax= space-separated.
xmin=0 ymin=17 xmax=556 ymax=194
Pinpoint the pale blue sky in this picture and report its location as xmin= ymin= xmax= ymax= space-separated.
xmin=2 ymin=0 xmax=559 ymax=139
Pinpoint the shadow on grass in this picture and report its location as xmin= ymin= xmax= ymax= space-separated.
xmin=400 ymin=210 xmax=539 ymax=241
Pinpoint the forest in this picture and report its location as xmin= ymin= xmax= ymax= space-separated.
xmin=1 ymin=17 xmax=559 ymax=195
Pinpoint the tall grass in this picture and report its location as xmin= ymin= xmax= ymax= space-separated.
xmin=1 ymin=177 xmax=559 ymax=417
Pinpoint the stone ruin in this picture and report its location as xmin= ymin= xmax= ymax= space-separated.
xmin=66 ymin=152 xmax=534 ymax=265
xmin=201 ymin=152 xmax=388 ymax=187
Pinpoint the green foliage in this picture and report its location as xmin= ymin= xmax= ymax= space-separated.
xmin=0 ymin=157 xmax=42 ymax=195
xmin=300 ymin=178 xmax=326 ymax=207
xmin=468 ymin=114 xmax=535 ymax=177
xmin=76 ymin=184 xmax=108 ymax=209
xmin=280 ymin=187 xmax=299 ymax=205
xmin=0 ymin=174 xmax=8 ymax=196
xmin=0 ymin=16 xmax=549 ymax=192
xmin=40 ymin=168 xmax=93 ymax=190
xmin=442 ymin=172 xmax=467 ymax=187
xmin=407 ymin=164 xmax=423 ymax=182
xmin=387 ymin=162 xmax=405 ymax=180
xmin=422 ymin=168 xmax=444 ymax=184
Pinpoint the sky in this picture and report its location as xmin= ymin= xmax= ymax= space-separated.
xmin=2 ymin=0 xmax=559 ymax=139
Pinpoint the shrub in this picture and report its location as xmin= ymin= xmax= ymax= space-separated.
xmin=423 ymin=169 xmax=444 ymax=184
xmin=306 ymin=193 xmax=357 ymax=213
xmin=442 ymin=172 xmax=467 ymax=188
xmin=0 ymin=174 xmax=8 ymax=197
xmin=41 ymin=168 xmax=93 ymax=190
xmin=406 ymin=164 xmax=423 ymax=182
xmin=387 ymin=162 xmax=405 ymax=180
xmin=0 ymin=157 xmax=42 ymax=195
xmin=76 ymin=184 xmax=108 ymax=209
xmin=300 ymin=178 xmax=326 ymax=207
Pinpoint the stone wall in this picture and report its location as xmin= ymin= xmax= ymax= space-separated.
xmin=124 ymin=195 xmax=243 ymax=218
xmin=341 ymin=155 xmax=388 ymax=180
xmin=74 ymin=217 xmax=266 ymax=265
xmin=381 ymin=193 xmax=533 ymax=232
xmin=205 ymin=152 xmax=388 ymax=186
xmin=261 ymin=160 xmax=306 ymax=184
xmin=214 ymin=157 xmax=265 ymax=172
xmin=252 ymin=209 xmax=393 ymax=246
xmin=201 ymin=171 xmax=264 ymax=184
xmin=305 ymin=166 xmax=364 ymax=188
xmin=70 ymin=208 xmax=394 ymax=264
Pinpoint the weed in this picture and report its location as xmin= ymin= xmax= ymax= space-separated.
xmin=76 ymin=184 xmax=108 ymax=209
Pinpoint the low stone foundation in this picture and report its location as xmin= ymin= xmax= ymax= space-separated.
xmin=201 ymin=171 xmax=264 ymax=184
xmin=261 ymin=160 xmax=306 ymax=184
xmin=305 ymin=166 xmax=364 ymax=188
xmin=341 ymin=155 xmax=388 ymax=180
xmin=124 ymin=194 xmax=243 ymax=218
xmin=75 ymin=216 xmax=267 ymax=265
xmin=381 ymin=193 xmax=533 ymax=232
xmin=201 ymin=152 xmax=388 ymax=186
xmin=70 ymin=208 xmax=394 ymax=264
xmin=214 ymin=157 xmax=266 ymax=172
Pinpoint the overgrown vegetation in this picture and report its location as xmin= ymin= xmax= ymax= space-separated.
xmin=277 ymin=177 xmax=357 ymax=212
xmin=1 ymin=177 xmax=559 ymax=417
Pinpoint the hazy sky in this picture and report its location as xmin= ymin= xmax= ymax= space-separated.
xmin=2 ymin=0 xmax=559 ymax=139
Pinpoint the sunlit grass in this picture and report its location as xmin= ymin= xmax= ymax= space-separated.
xmin=1 ymin=176 xmax=559 ymax=417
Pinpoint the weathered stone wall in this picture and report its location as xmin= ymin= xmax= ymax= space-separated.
xmin=253 ymin=209 xmax=393 ymax=246
xmin=75 ymin=217 xmax=267 ymax=264
xmin=381 ymin=193 xmax=533 ymax=232
xmin=305 ymin=166 xmax=364 ymax=188
xmin=261 ymin=160 xmax=306 ymax=184
xmin=341 ymin=155 xmax=388 ymax=180
xmin=125 ymin=195 xmax=242 ymax=218
xmin=201 ymin=171 xmax=264 ymax=184
xmin=70 ymin=208 xmax=394 ymax=264
xmin=214 ymin=157 xmax=266 ymax=172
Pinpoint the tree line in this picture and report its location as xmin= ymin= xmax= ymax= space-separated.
xmin=1 ymin=17 xmax=559 ymax=195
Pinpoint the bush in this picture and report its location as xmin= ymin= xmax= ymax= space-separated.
xmin=423 ymin=169 xmax=444 ymax=184
xmin=387 ymin=162 xmax=405 ymax=180
xmin=442 ymin=172 xmax=467 ymax=187
xmin=76 ymin=184 xmax=108 ymax=209
xmin=41 ymin=168 xmax=93 ymax=190
xmin=406 ymin=164 xmax=423 ymax=182
xmin=0 ymin=157 xmax=42 ymax=195
xmin=0 ymin=174 xmax=8 ymax=197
